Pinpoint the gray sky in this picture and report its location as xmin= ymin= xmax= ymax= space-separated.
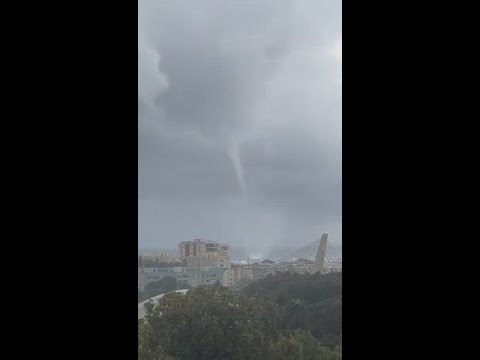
xmin=138 ymin=0 xmax=342 ymax=255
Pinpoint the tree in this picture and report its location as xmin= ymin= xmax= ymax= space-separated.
xmin=139 ymin=276 xmax=179 ymax=303
xmin=144 ymin=276 xmax=177 ymax=292
xmin=284 ymin=299 xmax=308 ymax=330
xmin=272 ymin=330 xmax=342 ymax=360
xmin=246 ymin=272 xmax=342 ymax=346
xmin=138 ymin=274 xmax=342 ymax=359
xmin=138 ymin=287 xmax=283 ymax=360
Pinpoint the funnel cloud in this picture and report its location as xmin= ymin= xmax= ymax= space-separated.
xmin=138 ymin=0 xmax=342 ymax=253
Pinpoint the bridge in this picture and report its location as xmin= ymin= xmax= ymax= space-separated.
xmin=138 ymin=234 xmax=341 ymax=319
xmin=227 ymin=233 xmax=341 ymax=292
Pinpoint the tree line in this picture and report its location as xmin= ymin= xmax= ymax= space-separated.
xmin=138 ymin=272 xmax=342 ymax=359
xmin=138 ymin=276 xmax=189 ymax=303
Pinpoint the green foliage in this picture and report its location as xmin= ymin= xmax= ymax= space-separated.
xmin=246 ymin=272 xmax=341 ymax=304
xmin=245 ymin=272 xmax=342 ymax=347
xmin=139 ymin=287 xmax=283 ymax=360
xmin=272 ymin=330 xmax=342 ymax=360
xmin=138 ymin=276 xmax=179 ymax=303
xmin=138 ymin=273 xmax=342 ymax=359
xmin=176 ymin=282 xmax=191 ymax=290
xmin=144 ymin=276 xmax=177 ymax=291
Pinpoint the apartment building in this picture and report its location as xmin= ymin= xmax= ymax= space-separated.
xmin=221 ymin=265 xmax=254 ymax=287
xmin=178 ymin=239 xmax=231 ymax=269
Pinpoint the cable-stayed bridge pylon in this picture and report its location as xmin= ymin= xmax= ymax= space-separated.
xmin=228 ymin=233 xmax=341 ymax=292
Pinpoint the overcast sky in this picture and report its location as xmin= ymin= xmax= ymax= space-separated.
xmin=138 ymin=0 xmax=341 ymax=255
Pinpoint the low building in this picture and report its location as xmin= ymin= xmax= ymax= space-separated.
xmin=138 ymin=267 xmax=180 ymax=290
xmin=323 ymin=258 xmax=342 ymax=273
xmin=175 ymin=267 xmax=228 ymax=287
xmin=222 ymin=265 xmax=254 ymax=287
xmin=138 ymin=266 xmax=228 ymax=290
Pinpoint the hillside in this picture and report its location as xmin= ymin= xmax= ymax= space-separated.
xmin=245 ymin=272 xmax=342 ymax=347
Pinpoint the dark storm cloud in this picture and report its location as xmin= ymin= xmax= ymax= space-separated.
xmin=139 ymin=0 xmax=342 ymax=254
